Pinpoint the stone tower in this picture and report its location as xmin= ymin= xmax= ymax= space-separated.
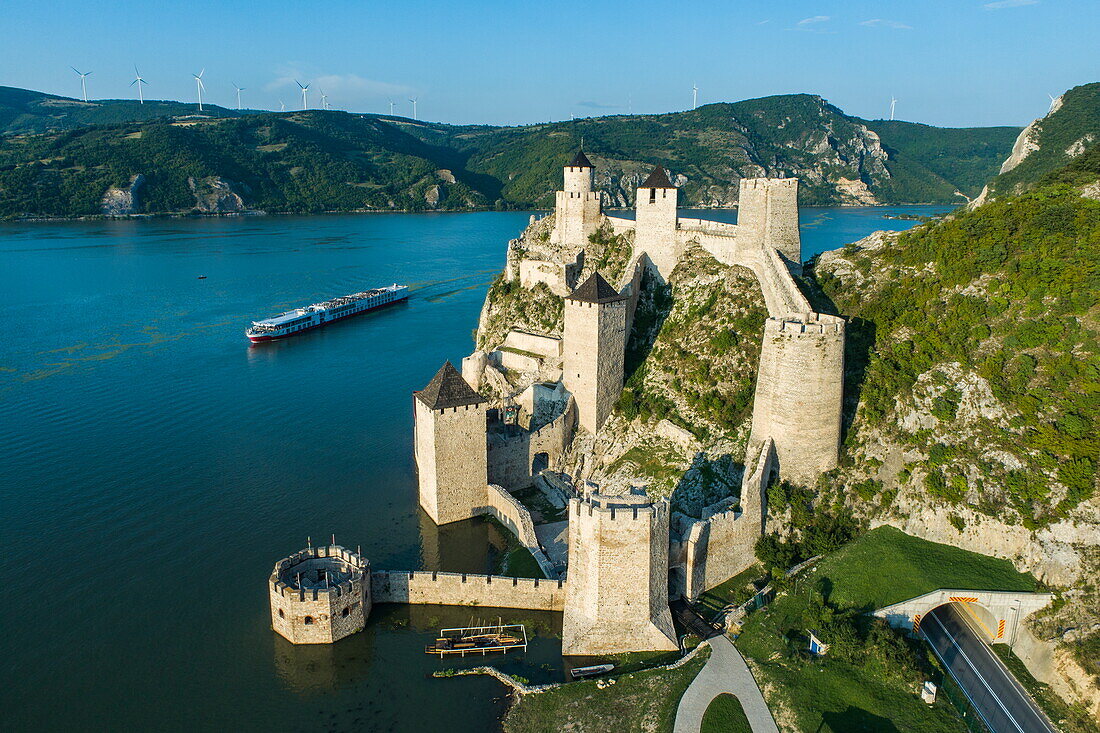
xmin=737 ymin=178 xmax=801 ymax=267
xmin=749 ymin=313 xmax=844 ymax=485
xmin=413 ymin=361 xmax=488 ymax=525
xmin=550 ymin=150 xmax=602 ymax=251
xmin=269 ymin=544 xmax=371 ymax=644
xmin=562 ymin=490 xmax=678 ymax=655
xmin=563 ymin=273 xmax=627 ymax=434
xmin=634 ymin=165 xmax=681 ymax=280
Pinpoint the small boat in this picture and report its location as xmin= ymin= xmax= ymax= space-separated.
xmin=425 ymin=620 xmax=527 ymax=657
xmin=197 ymin=275 xmax=207 ymax=279
xmin=570 ymin=663 xmax=615 ymax=679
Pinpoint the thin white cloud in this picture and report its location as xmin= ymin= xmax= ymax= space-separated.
xmin=860 ymin=18 xmax=913 ymax=29
xmin=756 ymin=19 xmax=771 ymax=25
xmin=983 ymin=0 xmax=1038 ymax=9
xmin=265 ymin=65 xmax=412 ymax=100
xmin=789 ymin=15 xmax=835 ymax=33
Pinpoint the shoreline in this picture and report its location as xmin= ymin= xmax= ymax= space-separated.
xmin=2 ymin=201 xmax=957 ymax=225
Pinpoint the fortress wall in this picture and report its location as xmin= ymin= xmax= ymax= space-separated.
xmin=676 ymin=217 xmax=740 ymax=236
xmin=680 ymin=439 xmax=773 ymax=600
xmin=752 ymin=245 xmax=812 ymax=317
xmin=749 ymin=315 xmax=845 ymax=485
xmin=503 ymin=330 xmax=562 ymax=359
xmin=498 ymin=349 xmax=541 ymax=373
xmin=518 ymin=258 xmax=579 ymax=297
xmin=371 ymin=570 xmax=566 ymax=610
xmin=461 ymin=351 xmax=488 ymax=392
xmin=481 ymin=484 xmax=558 ymax=578
xmin=605 ymin=215 xmax=635 ymax=235
xmin=552 ymin=189 xmax=601 ymax=251
xmin=487 ymin=398 xmax=576 ymax=491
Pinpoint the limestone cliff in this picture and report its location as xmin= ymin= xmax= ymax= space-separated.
xmin=100 ymin=174 xmax=145 ymax=216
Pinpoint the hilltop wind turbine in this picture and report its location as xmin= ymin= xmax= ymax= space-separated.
xmin=71 ymin=67 xmax=92 ymax=102
xmin=692 ymin=83 xmax=698 ymax=110
xmin=296 ymin=80 xmax=310 ymax=110
xmin=193 ymin=69 xmax=206 ymax=111
xmin=233 ymin=83 xmax=245 ymax=111
xmin=889 ymin=95 xmax=897 ymax=121
xmin=388 ymin=99 xmax=395 ymax=115
xmin=279 ymin=98 xmax=286 ymax=112
xmin=130 ymin=67 xmax=148 ymax=104
xmin=319 ymin=88 xmax=329 ymax=110
xmin=1047 ymin=94 xmax=1058 ymax=113
xmin=409 ymin=97 xmax=417 ymax=120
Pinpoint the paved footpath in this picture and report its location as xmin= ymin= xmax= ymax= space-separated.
xmin=674 ymin=635 xmax=780 ymax=733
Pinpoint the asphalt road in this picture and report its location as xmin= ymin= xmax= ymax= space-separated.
xmin=921 ymin=603 xmax=1056 ymax=733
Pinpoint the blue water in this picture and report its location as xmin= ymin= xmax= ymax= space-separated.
xmin=0 ymin=206 xmax=944 ymax=732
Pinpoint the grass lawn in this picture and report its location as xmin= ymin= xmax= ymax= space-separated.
xmin=694 ymin=564 xmax=767 ymax=618
xmin=990 ymin=645 xmax=1099 ymax=733
xmin=700 ymin=693 xmax=751 ymax=733
xmin=503 ymin=648 xmax=709 ymax=733
xmin=814 ymin=525 xmax=1037 ymax=610
xmin=735 ymin=526 xmax=1041 ymax=732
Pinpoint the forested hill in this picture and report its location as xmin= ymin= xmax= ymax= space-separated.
xmin=0 ymin=86 xmax=1019 ymax=218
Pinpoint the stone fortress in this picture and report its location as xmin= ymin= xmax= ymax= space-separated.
xmin=271 ymin=150 xmax=846 ymax=653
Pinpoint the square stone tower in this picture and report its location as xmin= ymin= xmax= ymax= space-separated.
xmin=634 ymin=165 xmax=681 ymax=280
xmin=413 ymin=361 xmax=489 ymax=525
xmin=562 ymin=490 xmax=678 ymax=655
xmin=737 ymin=178 xmax=801 ymax=267
xmin=563 ymin=273 xmax=627 ymax=434
xmin=550 ymin=150 xmax=602 ymax=252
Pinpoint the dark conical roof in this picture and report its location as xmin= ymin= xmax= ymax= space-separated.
xmin=569 ymin=150 xmax=593 ymax=168
xmin=414 ymin=361 xmax=485 ymax=409
xmin=567 ymin=272 xmax=627 ymax=304
xmin=639 ymin=165 xmax=674 ymax=189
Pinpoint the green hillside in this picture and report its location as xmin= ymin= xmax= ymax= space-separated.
xmin=0 ymin=87 xmax=1022 ymax=218
xmin=985 ymin=82 xmax=1100 ymax=198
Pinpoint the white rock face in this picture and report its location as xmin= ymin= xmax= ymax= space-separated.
xmin=100 ymin=174 xmax=145 ymax=215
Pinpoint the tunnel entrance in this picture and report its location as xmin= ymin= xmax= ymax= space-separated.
xmin=925 ymin=600 xmax=999 ymax=642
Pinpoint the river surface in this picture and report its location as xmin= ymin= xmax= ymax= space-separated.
xmin=0 ymin=205 xmax=947 ymax=732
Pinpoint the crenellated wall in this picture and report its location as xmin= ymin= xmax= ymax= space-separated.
xmin=481 ymin=483 xmax=559 ymax=579
xmin=371 ymin=570 xmax=566 ymax=610
xmin=487 ymin=396 xmax=576 ymax=491
xmin=269 ymin=545 xmax=371 ymax=644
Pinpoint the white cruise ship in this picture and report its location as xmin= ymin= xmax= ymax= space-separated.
xmin=246 ymin=284 xmax=408 ymax=343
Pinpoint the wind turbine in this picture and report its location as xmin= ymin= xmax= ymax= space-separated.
xmin=130 ymin=67 xmax=148 ymax=104
xmin=409 ymin=97 xmax=417 ymax=120
xmin=233 ymin=83 xmax=245 ymax=111
xmin=692 ymin=83 xmax=698 ymax=110
xmin=889 ymin=95 xmax=897 ymax=121
xmin=296 ymin=80 xmax=310 ymax=110
xmin=388 ymin=99 xmax=394 ymax=116
xmin=279 ymin=98 xmax=286 ymax=112
xmin=71 ymin=67 xmax=92 ymax=102
xmin=319 ymin=88 xmax=329 ymax=110
xmin=193 ymin=69 xmax=206 ymax=111
xmin=1047 ymin=94 xmax=1058 ymax=114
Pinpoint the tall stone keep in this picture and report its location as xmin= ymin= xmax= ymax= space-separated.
xmin=737 ymin=178 xmax=801 ymax=267
xmin=551 ymin=150 xmax=602 ymax=252
xmin=413 ymin=361 xmax=488 ymax=525
xmin=634 ymin=165 xmax=680 ymax=279
xmin=563 ymin=273 xmax=627 ymax=434
xmin=562 ymin=490 xmax=678 ymax=655
xmin=749 ymin=313 xmax=844 ymax=485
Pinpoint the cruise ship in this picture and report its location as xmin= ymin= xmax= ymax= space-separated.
xmin=246 ymin=284 xmax=408 ymax=343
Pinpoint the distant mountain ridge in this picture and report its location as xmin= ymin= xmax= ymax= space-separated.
xmin=0 ymin=85 xmax=1021 ymax=218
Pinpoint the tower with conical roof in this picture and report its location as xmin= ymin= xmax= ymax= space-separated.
xmin=563 ymin=272 xmax=628 ymax=433
xmin=413 ymin=361 xmax=488 ymax=525
xmin=634 ymin=165 xmax=681 ymax=279
xmin=551 ymin=150 xmax=603 ymax=251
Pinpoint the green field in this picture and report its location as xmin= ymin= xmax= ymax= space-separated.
xmin=735 ymin=526 xmax=1040 ymax=732
xmin=813 ymin=526 xmax=1037 ymax=609
xmin=700 ymin=693 xmax=752 ymax=733
xmin=503 ymin=649 xmax=708 ymax=733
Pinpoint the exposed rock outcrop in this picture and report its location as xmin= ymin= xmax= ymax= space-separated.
xmin=100 ymin=174 xmax=145 ymax=215
xmin=188 ymin=176 xmax=249 ymax=213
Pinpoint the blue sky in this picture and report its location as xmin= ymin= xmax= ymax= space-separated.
xmin=2 ymin=0 xmax=1094 ymax=128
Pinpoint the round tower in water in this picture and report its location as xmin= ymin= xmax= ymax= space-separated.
xmin=269 ymin=544 xmax=370 ymax=644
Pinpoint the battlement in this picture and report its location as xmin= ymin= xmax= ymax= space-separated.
xmin=572 ymin=491 xmax=669 ymax=521
xmin=561 ymin=191 xmax=600 ymax=201
xmin=739 ymin=177 xmax=797 ymax=191
xmin=767 ymin=313 xmax=846 ymax=336
xmin=371 ymin=569 xmax=566 ymax=611
xmin=270 ymin=544 xmax=368 ymax=600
